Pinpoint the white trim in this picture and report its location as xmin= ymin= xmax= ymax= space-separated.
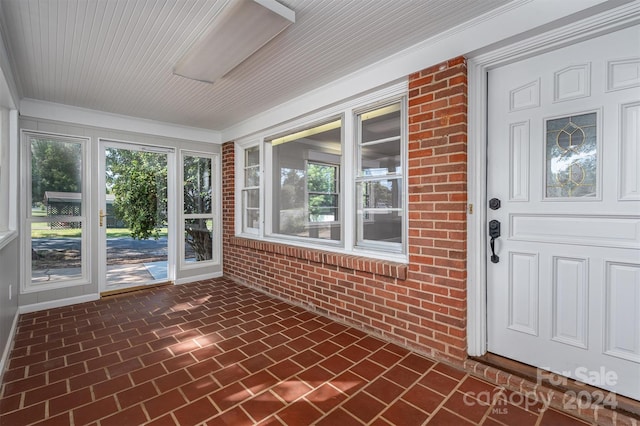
xmin=19 ymin=98 xmax=221 ymax=145
xmin=222 ymin=0 xmax=615 ymax=141
xmin=0 ymin=230 xmax=17 ymax=251
xmin=466 ymin=57 xmax=489 ymax=357
xmin=175 ymin=270 xmax=223 ymax=285
xmin=8 ymin=109 xmax=18 ymax=231
xmin=0 ymin=310 xmax=19 ymax=380
xmin=466 ymin=3 xmax=640 ymax=357
xmin=18 ymin=294 xmax=100 ymax=314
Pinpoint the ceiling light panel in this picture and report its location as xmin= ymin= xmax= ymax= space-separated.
xmin=174 ymin=0 xmax=295 ymax=84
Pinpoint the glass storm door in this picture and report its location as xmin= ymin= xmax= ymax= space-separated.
xmin=99 ymin=141 xmax=173 ymax=293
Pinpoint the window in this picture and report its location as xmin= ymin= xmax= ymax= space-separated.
xmin=307 ymin=162 xmax=339 ymax=223
xmin=242 ymin=146 xmax=260 ymax=234
xmin=355 ymin=102 xmax=404 ymax=251
xmin=236 ymin=93 xmax=407 ymax=259
xmin=182 ymin=152 xmax=216 ymax=265
xmin=269 ymin=119 xmax=342 ymax=241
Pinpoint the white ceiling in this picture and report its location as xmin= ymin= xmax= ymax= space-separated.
xmin=0 ymin=0 xmax=512 ymax=132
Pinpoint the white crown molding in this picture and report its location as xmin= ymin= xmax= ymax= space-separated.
xmin=19 ymin=98 xmax=222 ymax=144
xmin=221 ymin=0 xmax=618 ymax=141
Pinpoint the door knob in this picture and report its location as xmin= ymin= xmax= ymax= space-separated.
xmin=489 ymin=198 xmax=501 ymax=210
xmin=99 ymin=209 xmax=109 ymax=227
xmin=489 ymin=219 xmax=500 ymax=263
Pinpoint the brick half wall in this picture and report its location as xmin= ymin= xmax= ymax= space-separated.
xmin=222 ymin=56 xmax=468 ymax=364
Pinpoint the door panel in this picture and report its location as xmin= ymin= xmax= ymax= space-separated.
xmin=487 ymin=25 xmax=640 ymax=399
xmin=99 ymin=141 xmax=173 ymax=293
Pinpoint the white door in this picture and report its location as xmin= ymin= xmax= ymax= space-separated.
xmin=487 ymin=25 xmax=640 ymax=400
xmin=98 ymin=141 xmax=175 ymax=294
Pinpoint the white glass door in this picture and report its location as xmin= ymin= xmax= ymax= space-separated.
xmin=23 ymin=132 xmax=89 ymax=292
xmin=99 ymin=141 xmax=174 ymax=293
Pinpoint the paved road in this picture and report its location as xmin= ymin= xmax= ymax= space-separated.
xmin=32 ymin=237 xmax=168 ymax=257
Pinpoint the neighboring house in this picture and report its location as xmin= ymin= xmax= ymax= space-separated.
xmin=0 ymin=0 xmax=638 ymax=417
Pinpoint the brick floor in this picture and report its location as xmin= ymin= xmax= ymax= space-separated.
xmin=0 ymin=278 xmax=601 ymax=425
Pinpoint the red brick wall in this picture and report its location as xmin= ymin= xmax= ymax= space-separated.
xmin=222 ymin=56 xmax=468 ymax=364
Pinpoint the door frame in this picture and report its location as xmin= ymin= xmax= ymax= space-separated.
xmin=97 ymin=139 xmax=177 ymax=293
xmin=466 ymin=4 xmax=640 ymax=356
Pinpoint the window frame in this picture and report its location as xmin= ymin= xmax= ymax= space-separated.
xmin=0 ymin=108 xmax=18 ymax=250
xmin=180 ymin=150 xmax=219 ymax=269
xmin=234 ymin=88 xmax=407 ymax=262
xmin=305 ymin=160 xmax=340 ymax=225
xmin=354 ymin=99 xmax=407 ymax=254
xmin=238 ymin=143 xmax=261 ymax=235
xmin=21 ymin=130 xmax=91 ymax=293
xmin=265 ymin=115 xmax=344 ymax=245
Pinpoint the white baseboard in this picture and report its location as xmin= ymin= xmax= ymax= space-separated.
xmin=0 ymin=310 xmax=19 ymax=381
xmin=18 ymin=294 xmax=100 ymax=314
xmin=174 ymin=271 xmax=223 ymax=285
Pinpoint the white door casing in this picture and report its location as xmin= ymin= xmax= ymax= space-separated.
xmin=486 ymin=25 xmax=640 ymax=399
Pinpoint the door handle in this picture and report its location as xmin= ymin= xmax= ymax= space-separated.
xmin=489 ymin=220 xmax=500 ymax=263
xmin=99 ymin=209 xmax=109 ymax=227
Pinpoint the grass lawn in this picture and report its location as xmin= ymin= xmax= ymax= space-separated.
xmin=31 ymin=227 xmax=169 ymax=239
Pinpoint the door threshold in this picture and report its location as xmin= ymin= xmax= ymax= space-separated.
xmin=473 ymin=353 xmax=640 ymax=419
xmin=100 ymin=281 xmax=172 ymax=297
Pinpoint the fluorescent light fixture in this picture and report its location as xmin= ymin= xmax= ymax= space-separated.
xmin=361 ymin=103 xmax=401 ymax=121
xmin=271 ymin=119 xmax=342 ymax=146
xmin=174 ymin=0 xmax=295 ymax=84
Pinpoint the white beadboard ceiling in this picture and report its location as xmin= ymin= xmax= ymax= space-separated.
xmin=0 ymin=0 xmax=512 ymax=131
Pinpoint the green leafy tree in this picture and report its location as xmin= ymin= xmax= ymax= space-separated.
xmin=31 ymin=139 xmax=82 ymax=204
xmin=307 ymin=163 xmax=337 ymax=221
xmin=106 ymin=149 xmax=167 ymax=240
xmin=183 ymin=156 xmax=213 ymax=261
xmin=106 ymin=150 xmax=213 ymax=261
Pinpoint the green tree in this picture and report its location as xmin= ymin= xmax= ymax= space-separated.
xmin=106 ymin=149 xmax=167 ymax=240
xmin=183 ymin=156 xmax=213 ymax=261
xmin=31 ymin=139 xmax=82 ymax=205
xmin=307 ymin=163 xmax=337 ymax=221
xmin=106 ymin=149 xmax=213 ymax=261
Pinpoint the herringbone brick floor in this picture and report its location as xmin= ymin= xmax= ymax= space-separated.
xmin=0 ymin=278 xmax=591 ymax=425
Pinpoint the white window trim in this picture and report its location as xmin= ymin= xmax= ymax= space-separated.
xmin=353 ymin=99 xmax=407 ymax=254
xmin=0 ymin=109 xmax=18 ymax=250
xmin=21 ymin=130 xmax=92 ymax=293
xmin=179 ymin=150 xmax=220 ymax=270
xmin=265 ymin=114 xmax=344 ymax=246
xmin=234 ymin=83 xmax=409 ymax=262
xmin=236 ymin=142 xmax=261 ymax=236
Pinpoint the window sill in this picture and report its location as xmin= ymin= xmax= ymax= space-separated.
xmin=229 ymin=236 xmax=408 ymax=280
xmin=0 ymin=230 xmax=18 ymax=251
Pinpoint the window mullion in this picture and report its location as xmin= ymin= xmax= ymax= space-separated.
xmin=343 ymin=110 xmax=355 ymax=250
